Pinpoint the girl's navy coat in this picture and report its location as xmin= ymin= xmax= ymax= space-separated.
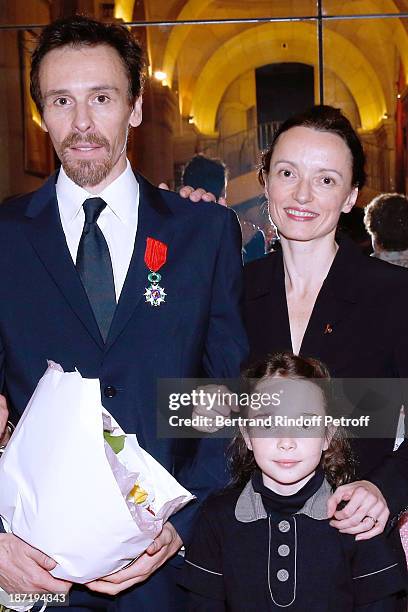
xmin=181 ymin=471 xmax=405 ymax=611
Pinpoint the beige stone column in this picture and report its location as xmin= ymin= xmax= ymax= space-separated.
xmin=129 ymin=79 xmax=178 ymax=187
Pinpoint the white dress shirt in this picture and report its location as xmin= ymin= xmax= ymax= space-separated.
xmin=56 ymin=160 xmax=139 ymax=300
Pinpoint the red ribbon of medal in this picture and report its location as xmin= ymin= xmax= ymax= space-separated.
xmin=144 ymin=238 xmax=168 ymax=306
xmin=144 ymin=237 xmax=167 ymax=272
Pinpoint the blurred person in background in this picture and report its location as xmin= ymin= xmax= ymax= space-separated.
xmin=364 ymin=192 xmax=408 ymax=563
xmin=182 ymin=154 xmax=227 ymax=204
xmin=181 ymin=154 xmax=267 ymax=262
xmin=364 ymin=192 xmax=408 ymax=268
xmin=233 ymin=198 xmax=267 ymax=264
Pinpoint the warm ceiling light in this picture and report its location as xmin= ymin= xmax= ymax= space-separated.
xmin=154 ymin=71 xmax=167 ymax=82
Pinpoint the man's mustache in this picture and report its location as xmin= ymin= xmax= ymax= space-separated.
xmin=61 ymin=133 xmax=110 ymax=151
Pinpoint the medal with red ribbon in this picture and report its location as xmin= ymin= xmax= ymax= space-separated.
xmin=144 ymin=237 xmax=168 ymax=306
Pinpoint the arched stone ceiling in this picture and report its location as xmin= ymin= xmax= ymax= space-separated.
xmin=116 ymin=0 xmax=406 ymax=133
xmin=328 ymin=0 xmax=408 ymax=83
xmin=190 ymin=22 xmax=386 ymax=135
xmin=163 ymin=0 xmax=214 ymax=85
xmin=162 ymin=0 xmax=406 ymax=86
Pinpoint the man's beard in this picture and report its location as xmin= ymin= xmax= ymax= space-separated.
xmin=60 ymin=133 xmax=113 ymax=187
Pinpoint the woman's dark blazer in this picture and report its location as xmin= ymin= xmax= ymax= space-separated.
xmin=244 ymin=233 xmax=408 ymax=518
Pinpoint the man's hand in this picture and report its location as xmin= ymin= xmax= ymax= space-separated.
xmin=0 ymin=533 xmax=72 ymax=594
xmin=327 ymin=480 xmax=389 ymax=540
xmin=158 ymin=183 xmax=227 ymax=206
xmin=0 ymin=395 xmax=10 ymax=445
xmin=192 ymin=385 xmax=237 ymax=432
xmin=86 ymin=522 xmax=182 ymax=595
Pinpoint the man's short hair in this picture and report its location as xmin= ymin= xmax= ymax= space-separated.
xmin=364 ymin=192 xmax=408 ymax=251
xmin=30 ymin=15 xmax=146 ymax=116
xmin=182 ymin=155 xmax=227 ymax=200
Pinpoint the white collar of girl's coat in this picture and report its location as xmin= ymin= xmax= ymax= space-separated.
xmin=235 ymin=478 xmax=332 ymax=523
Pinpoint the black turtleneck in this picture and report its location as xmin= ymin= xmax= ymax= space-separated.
xmin=251 ymin=467 xmax=325 ymax=516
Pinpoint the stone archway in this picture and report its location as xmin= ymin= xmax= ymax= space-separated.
xmin=190 ymin=22 xmax=386 ymax=135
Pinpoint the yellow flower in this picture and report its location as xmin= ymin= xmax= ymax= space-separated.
xmin=128 ymin=483 xmax=148 ymax=505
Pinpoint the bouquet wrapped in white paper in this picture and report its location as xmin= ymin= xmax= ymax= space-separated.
xmin=0 ymin=362 xmax=195 ymax=584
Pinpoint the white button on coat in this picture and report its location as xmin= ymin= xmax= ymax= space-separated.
xmin=277 ymin=569 xmax=289 ymax=582
xmin=278 ymin=520 xmax=290 ymax=533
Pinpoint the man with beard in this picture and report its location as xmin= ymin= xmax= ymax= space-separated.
xmin=0 ymin=15 xmax=247 ymax=611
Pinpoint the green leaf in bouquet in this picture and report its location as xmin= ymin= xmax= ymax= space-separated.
xmin=103 ymin=430 xmax=126 ymax=454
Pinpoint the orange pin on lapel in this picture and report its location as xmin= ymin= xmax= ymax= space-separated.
xmin=324 ymin=323 xmax=333 ymax=334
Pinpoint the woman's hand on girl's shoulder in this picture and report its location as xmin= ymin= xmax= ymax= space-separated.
xmin=327 ymin=480 xmax=389 ymax=540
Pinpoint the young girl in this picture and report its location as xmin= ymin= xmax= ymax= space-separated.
xmin=180 ymin=353 xmax=405 ymax=611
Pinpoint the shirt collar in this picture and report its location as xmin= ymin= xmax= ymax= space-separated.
xmin=235 ymin=477 xmax=332 ymax=523
xmin=56 ymin=159 xmax=139 ymax=224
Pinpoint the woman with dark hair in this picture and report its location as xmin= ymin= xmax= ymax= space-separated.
xmin=243 ymin=106 xmax=408 ymax=535
xmin=186 ymin=106 xmax=408 ymax=554
xmin=180 ymin=353 xmax=404 ymax=611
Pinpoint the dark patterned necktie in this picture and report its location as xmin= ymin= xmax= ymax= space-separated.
xmin=76 ymin=197 xmax=116 ymax=341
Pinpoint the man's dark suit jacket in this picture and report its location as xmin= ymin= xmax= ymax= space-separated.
xmin=0 ymin=171 xmax=248 ymax=610
xmin=244 ymin=234 xmax=408 ymax=519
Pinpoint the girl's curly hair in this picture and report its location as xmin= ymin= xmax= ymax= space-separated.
xmin=228 ymin=352 xmax=356 ymax=490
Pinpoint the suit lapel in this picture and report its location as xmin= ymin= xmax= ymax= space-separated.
xmin=300 ymin=281 xmax=357 ymax=359
xmin=24 ymin=174 xmax=104 ymax=348
xmin=245 ymin=251 xmax=293 ymax=358
xmin=105 ymin=173 xmax=174 ymax=350
xmin=25 ymin=172 xmax=174 ymax=351
xmin=300 ymin=235 xmax=359 ymax=359
xmin=246 ymin=237 xmax=360 ymax=362
xmin=265 ymin=252 xmax=293 ymax=351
